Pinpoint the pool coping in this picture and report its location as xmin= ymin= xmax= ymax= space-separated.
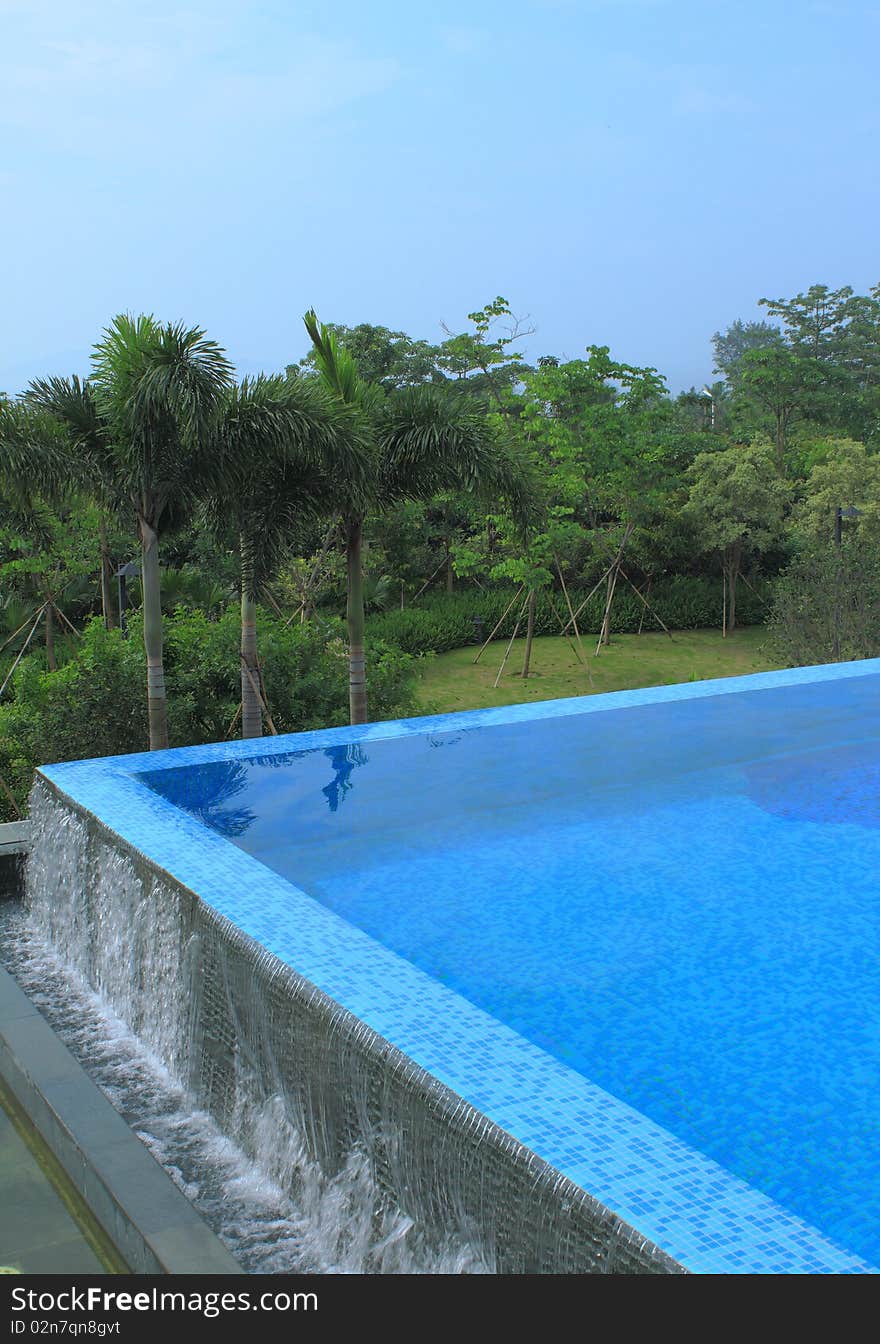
xmin=37 ymin=659 xmax=880 ymax=1275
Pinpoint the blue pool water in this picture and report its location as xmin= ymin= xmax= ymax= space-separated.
xmin=140 ymin=672 xmax=880 ymax=1266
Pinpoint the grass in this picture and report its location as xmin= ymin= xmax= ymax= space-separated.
xmin=413 ymin=625 xmax=783 ymax=715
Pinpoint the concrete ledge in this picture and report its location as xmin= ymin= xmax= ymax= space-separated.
xmin=0 ymin=965 xmax=243 ymax=1276
xmin=0 ymin=822 xmax=29 ymax=854
xmin=0 ymin=822 xmax=29 ymax=901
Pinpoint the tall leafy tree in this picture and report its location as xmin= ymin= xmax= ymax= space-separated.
xmin=733 ymin=346 xmax=841 ymax=474
xmin=712 ymin=319 xmax=783 ymax=389
xmin=295 ymin=323 xmax=444 ymax=390
xmin=437 ymin=297 xmax=534 ymax=412
xmin=89 ymin=315 xmax=234 ymax=749
xmin=684 ymin=441 xmax=789 ymax=632
xmin=794 ymin=439 xmax=880 ymax=546
xmin=759 ymin=284 xmax=853 ymax=363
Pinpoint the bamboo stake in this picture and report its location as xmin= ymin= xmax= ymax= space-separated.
xmin=546 ymin=590 xmax=585 ymax=666
xmin=225 ymin=702 xmax=243 ymax=739
xmin=493 ymin=595 xmax=528 ymax=688
xmin=546 ymin=589 xmax=594 ymax=687
xmin=50 ymin=603 xmax=82 ymax=639
xmin=283 ymin=525 xmax=340 ymax=627
xmin=737 ymin=572 xmax=771 ymax=608
xmin=595 ymin=564 xmax=621 ymax=656
xmin=0 ymin=605 xmax=46 ymax=698
xmin=0 ymin=606 xmax=43 ymax=658
xmin=637 ymin=576 xmax=651 ymax=635
xmin=473 ymin=586 xmax=524 ymax=663
xmin=617 ymin=567 xmax=674 ymax=639
xmin=256 ymin=660 xmax=275 ymax=733
xmin=240 ymin=657 xmax=279 ymax=735
xmin=591 ymin=524 xmax=634 ymax=653
xmin=558 ymin=566 xmax=613 ymax=636
xmin=0 ymin=774 xmax=21 ymax=819
xmin=262 ymin=588 xmax=286 ymax=619
xmin=411 ymin=555 xmax=450 ymax=604
xmin=554 ymin=554 xmax=585 ymax=658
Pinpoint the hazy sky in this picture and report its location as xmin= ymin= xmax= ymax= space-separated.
xmin=2 ymin=0 xmax=878 ymax=396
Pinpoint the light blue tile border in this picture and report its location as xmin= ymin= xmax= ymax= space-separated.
xmin=38 ymin=660 xmax=880 ymax=1275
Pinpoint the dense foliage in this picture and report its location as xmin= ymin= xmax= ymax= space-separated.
xmin=2 ymin=279 xmax=880 ymax=814
xmin=765 ymin=539 xmax=880 ymax=668
xmin=0 ymin=611 xmax=416 ymax=820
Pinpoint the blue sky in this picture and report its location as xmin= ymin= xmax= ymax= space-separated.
xmin=2 ymin=0 xmax=878 ymax=395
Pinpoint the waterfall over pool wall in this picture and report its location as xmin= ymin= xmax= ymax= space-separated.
xmin=25 ymin=778 xmax=678 ymax=1275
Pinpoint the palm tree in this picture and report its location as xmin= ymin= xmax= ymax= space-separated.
xmin=304 ymin=311 xmax=535 ymax=724
xmin=0 ymin=397 xmax=70 ymax=669
xmin=26 ymin=375 xmax=121 ymax=630
xmin=204 ymin=374 xmax=369 ymax=738
xmin=0 ymin=397 xmax=66 ymax=532
xmin=89 ymin=314 xmax=234 ymax=750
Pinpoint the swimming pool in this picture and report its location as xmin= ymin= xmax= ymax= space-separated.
xmin=34 ymin=661 xmax=880 ymax=1273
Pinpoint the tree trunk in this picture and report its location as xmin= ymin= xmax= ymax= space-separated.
xmin=774 ymin=413 xmax=786 ymax=475
xmin=140 ymin=515 xmax=168 ymax=751
xmin=99 ymin=514 xmax=116 ymax=630
xmin=240 ymin=533 xmax=262 ymax=739
xmin=521 ymin=589 xmax=536 ymax=677
xmin=724 ymin=542 xmax=741 ymax=634
xmin=44 ymin=601 xmax=56 ymax=671
xmin=346 ymin=515 xmax=368 ymax=725
xmin=445 ymin=540 xmax=454 ymax=593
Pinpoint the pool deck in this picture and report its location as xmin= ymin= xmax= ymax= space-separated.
xmin=0 ymin=960 xmax=242 ymax=1276
xmin=0 ymin=1085 xmax=119 ymax=1274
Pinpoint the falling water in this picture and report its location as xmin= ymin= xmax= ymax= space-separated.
xmin=8 ymin=783 xmax=492 ymax=1274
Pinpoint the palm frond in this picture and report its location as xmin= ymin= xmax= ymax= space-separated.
xmin=25 ymin=374 xmax=118 ymax=499
xmin=133 ymin=322 xmax=233 ymax=444
xmin=0 ymin=396 xmax=72 ymax=501
xmin=377 ymin=385 xmax=540 ymax=529
xmin=302 ymin=310 xmax=384 ymax=419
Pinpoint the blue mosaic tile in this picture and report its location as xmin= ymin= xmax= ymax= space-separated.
xmin=39 ymin=659 xmax=880 ymax=1274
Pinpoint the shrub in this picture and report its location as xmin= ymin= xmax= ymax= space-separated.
xmin=765 ymin=540 xmax=880 ymax=666
xmin=368 ymin=576 xmax=772 ymax=656
xmin=0 ymin=610 xmax=417 ymax=820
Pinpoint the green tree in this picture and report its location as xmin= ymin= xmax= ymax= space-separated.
xmin=684 ymin=441 xmax=789 ymax=633
xmin=204 ymin=374 xmax=368 ymax=738
xmin=437 ymin=297 xmax=534 ymax=413
xmin=712 ymin=319 xmax=783 ymax=388
xmin=295 ymin=322 xmax=444 ymax=390
xmin=26 ymin=375 xmax=124 ymax=630
xmin=89 ymin=314 xmax=234 ymax=749
xmin=794 ymin=439 xmax=880 ymax=545
xmin=759 ymin=284 xmax=853 ymax=362
xmin=734 ymin=346 xmax=840 ymax=473
xmin=766 ymin=537 xmax=880 ymax=667
xmin=304 ymin=310 xmax=534 ymax=723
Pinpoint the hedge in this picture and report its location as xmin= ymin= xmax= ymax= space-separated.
xmin=368 ymin=576 xmax=772 ymax=656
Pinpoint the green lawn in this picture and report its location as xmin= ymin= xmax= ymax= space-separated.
xmin=413 ymin=625 xmax=783 ymax=715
